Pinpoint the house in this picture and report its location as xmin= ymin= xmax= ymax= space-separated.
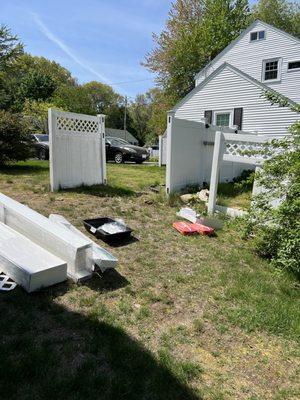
xmin=173 ymin=20 xmax=300 ymax=135
xmin=166 ymin=20 xmax=300 ymax=191
xmin=105 ymin=128 xmax=139 ymax=145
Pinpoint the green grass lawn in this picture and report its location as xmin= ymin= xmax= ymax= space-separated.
xmin=0 ymin=161 xmax=299 ymax=400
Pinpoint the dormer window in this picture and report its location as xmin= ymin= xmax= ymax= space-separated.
xmin=250 ymin=30 xmax=265 ymax=41
xmin=288 ymin=60 xmax=300 ymax=71
xmin=262 ymin=58 xmax=282 ymax=82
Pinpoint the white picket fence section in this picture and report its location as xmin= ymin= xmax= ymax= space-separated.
xmin=207 ymin=132 xmax=271 ymax=214
xmin=49 ymin=109 xmax=106 ymax=191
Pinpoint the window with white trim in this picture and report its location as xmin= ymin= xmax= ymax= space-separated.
xmin=262 ymin=58 xmax=281 ymax=82
xmin=250 ymin=30 xmax=265 ymax=41
xmin=213 ymin=110 xmax=233 ymax=127
xmin=288 ymin=60 xmax=300 ymax=71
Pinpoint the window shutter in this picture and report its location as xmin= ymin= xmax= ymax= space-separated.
xmin=233 ymin=108 xmax=243 ymax=130
xmin=204 ymin=110 xmax=212 ymax=124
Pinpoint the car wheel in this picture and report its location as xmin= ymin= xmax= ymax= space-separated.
xmin=39 ymin=148 xmax=47 ymax=160
xmin=114 ymin=152 xmax=123 ymax=164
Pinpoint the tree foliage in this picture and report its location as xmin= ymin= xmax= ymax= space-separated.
xmin=18 ymin=71 xmax=57 ymax=102
xmin=247 ymin=93 xmax=300 ymax=274
xmin=22 ymin=99 xmax=63 ymax=134
xmin=252 ymin=0 xmax=300 ymax=38
xmin=0 ymin=25 xmax=23 ymax=72
xmin=129 ymin=92 xmax=154 ymax=145
xmin=51 ymin=84 xmax=95 ymax=115
xmin=83 ymin=81 xmax=123 ymax=113
xmin=0 ymin=110 xmax=33 ymax=165
xmin=144 ymin=0 xmax=250 ymax=103
xmin=144 ymin=88 xmax=171 ymax=137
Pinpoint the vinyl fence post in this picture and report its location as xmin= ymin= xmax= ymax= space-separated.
xmin=166 ymin=111 xmax=175 ymax=194
xmin=158 ymin=134 xmax=162 ymax=167
xmin=208 ymin=131 xmax=224 ymax=214
xmin=48 ymin=108 xmax=57 ymax=192
xmin=97 ymin=114 xmax=107 ymax=184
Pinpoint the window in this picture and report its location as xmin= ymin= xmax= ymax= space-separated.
xmin=250 ymin=30 xmax=265 ymax=41
xmin=288 ymin=60 xmax=300 ymax=71
xmin=262 ymin=58 xmax=281 ymax=82
xmin=213 ymin=111 xmax=233 ymax=127
xmin=216 ymin=113 xmax=230 ymax=127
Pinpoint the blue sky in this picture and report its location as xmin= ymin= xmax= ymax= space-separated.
xmin=1 ymin=0 xmax=172 ymax=98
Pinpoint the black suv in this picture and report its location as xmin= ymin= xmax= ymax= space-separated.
xmin=31 ymin=134 xmax=49 ymax=160
xmin=105 ymin=137 xmax=149 ymax=164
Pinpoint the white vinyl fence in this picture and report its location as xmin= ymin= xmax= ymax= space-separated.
xmin=207 ymin=131 xmax=269 ymax=214
xmin=166 ymin=112 xmax=253 ymax=193
xmin=49 ymin=109 xmax=106 ymax=191
xmin=159 ymin=131 xmax=167 ymax=166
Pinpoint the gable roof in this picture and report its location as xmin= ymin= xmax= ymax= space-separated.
xmin=105 ymin=128 xmax=138 ymax=144
xmin=173 ymin=62 xmax=297 ymax=112
xmin=195 ymin=19 xmax=300 ymax=81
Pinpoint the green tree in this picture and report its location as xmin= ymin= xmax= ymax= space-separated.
xmin=144 ymin=0 xmax=250 ymax=103
xmin=12 ymin=54 xmax=76 ymax=87
xmin=147 ymin=88 xmax=172 ymax=137
xmin=18 ymin=70 xmax=57 ymax=102
xmin=83 ymin=81 xmax=123 ymax=114
xmin=0 ymin=25 xmax=23 ymax=110
xmin=52 ymin=85 xmax=95 ymax=115
xmin=247 ymin=93 xmax=300 ymax=274
xmin=0 ymin=25 xmax=23 ymax=71
xmin=252 ymin=0 xmax=300 ymax=38
xmin=129 ymin=93 xmax=155 ymax=145
xmin=0 ymin=110 xmax=33 ymax=165
xmin=82 ymin=81 xmax=131 ymax=129
xmin=1 ymin=53 xmax=76 ymax=112
xmin=22 ymin=99 xmax=63 ymax=134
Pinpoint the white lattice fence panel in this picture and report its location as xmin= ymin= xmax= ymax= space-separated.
xmin=56 ymin=116 xmax=99 ymax=134
xmin=222 ymin=133 xmax=269 ymax=165
xmin=225 ymin=140 xmax=269 ymax=159
xmin=49 ymin=109 xmax=106 ymax=191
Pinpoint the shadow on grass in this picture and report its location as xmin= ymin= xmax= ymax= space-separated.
xmin=84 ymin=269 xmax=130 ymax=292
xmin=0 ymin=286 xmax=201 ymax=400
xmin=63 ymin=184 xmax=135 ymax=198
xmin=98 ymin=236 xmax=139 ymax=248
xmin=217 ymin=182 xmax=251 ymax=198
xmin=0 ymin=160 xmax=49 ymax=175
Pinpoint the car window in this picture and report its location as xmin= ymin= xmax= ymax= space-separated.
xmin=35 ymin=135 xmax=49 ymax=142
xmin=107 ymin=138 xmax=129 ymax=146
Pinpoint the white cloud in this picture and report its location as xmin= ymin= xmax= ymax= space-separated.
xmin=31 ymin=12 xmax=114 ymax=86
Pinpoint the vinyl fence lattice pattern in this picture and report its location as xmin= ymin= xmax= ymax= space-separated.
xmin=49 ymin=109 xmax=106 ymax=191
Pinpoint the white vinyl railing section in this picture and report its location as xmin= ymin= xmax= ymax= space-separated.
xmin=207 ymin=131 xmax=271 ymax=214
xmin=48 ymin=109 xmax=106 ymax=191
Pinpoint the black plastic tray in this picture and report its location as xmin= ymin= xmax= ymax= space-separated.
xmin=83 ymin=217 xmax=133 ymax=242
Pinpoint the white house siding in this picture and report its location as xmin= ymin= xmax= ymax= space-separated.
xmin=195 ymin=21 xmax=300 ymax=103
xmin=176 ymin=66 xmax=299 ymax=135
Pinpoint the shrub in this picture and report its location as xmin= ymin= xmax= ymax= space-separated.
xmin=247 ymin=93 xmax=300 ymax=275
xmin=0 ymin=110 xmax=33 ymax=165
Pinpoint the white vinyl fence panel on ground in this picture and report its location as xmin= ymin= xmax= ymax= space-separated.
xmin=49 ymin=109 xmax=106 ymax=191
xmin=49 ymin=214 xmax=118 ymax=272
xmin=166 ymin=113 xmax=253 ymax=193
xmin=0 ymin=222 xmax=67 ymax=292
xmin=0 ymin=192 xmax=93 ymax=282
